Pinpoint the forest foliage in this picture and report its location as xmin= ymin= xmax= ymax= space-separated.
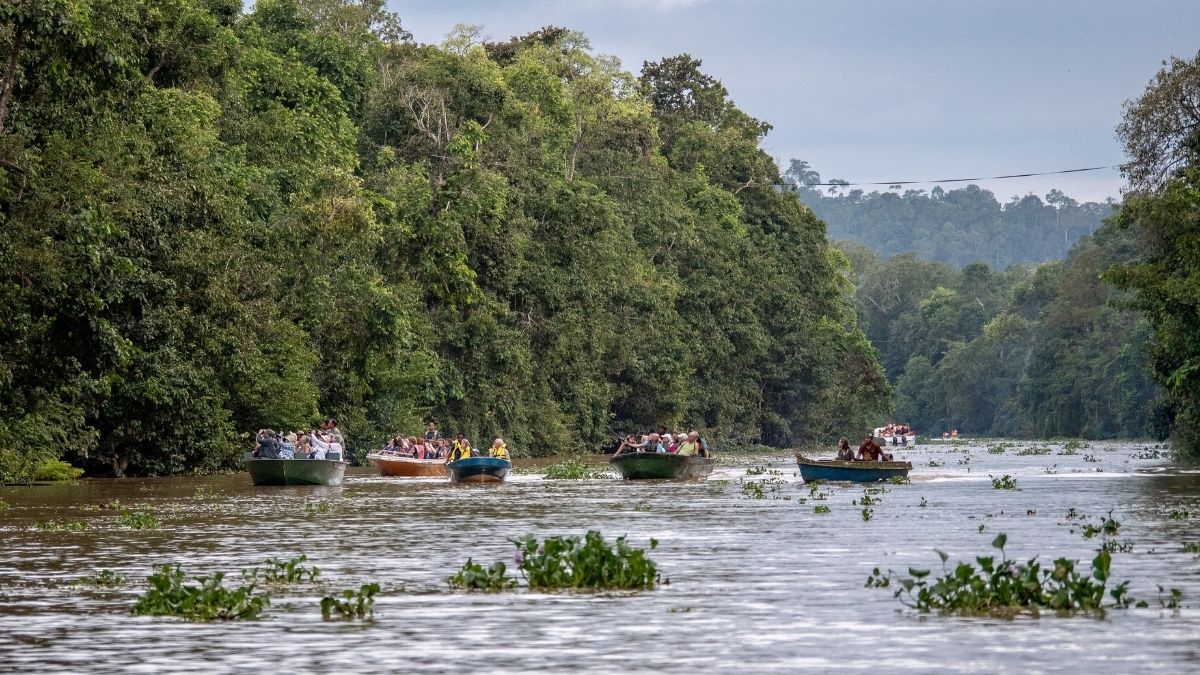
xmin=0 ymin=0 xmax=887 ymax=478
xmin=787 ymin=160 xmax=1115 ymax=270
xmin=838 ymin=217 xmax=1167 ymax=440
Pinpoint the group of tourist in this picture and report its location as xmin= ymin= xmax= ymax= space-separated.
xmin=613 ymin=429 xmax=710 ymax=457
xmin=252 ymin=419 xmax=345 ymax=460
xmin=836 ymin=435 xmax=895 ymax=463
xmin=378 ymin=422 xmax=510 ymax=462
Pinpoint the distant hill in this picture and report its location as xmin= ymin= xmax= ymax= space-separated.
xmin=784 ymin=160 xmax=1116 ymax=269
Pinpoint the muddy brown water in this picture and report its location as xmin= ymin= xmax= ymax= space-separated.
xmin=1 ymin=441 xmax=1198 ymax=673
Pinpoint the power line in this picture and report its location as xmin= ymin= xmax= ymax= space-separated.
xmin=792 ymin=164 xmax=1119 ymax=188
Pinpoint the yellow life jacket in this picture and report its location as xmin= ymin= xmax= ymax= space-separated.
xmin=449 ymin=440 xmax=471 ymax=462
xmin=490 ymin=442 xmax=509 ymax=460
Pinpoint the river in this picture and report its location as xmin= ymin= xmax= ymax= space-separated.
xmin=1 ymin=440 xmax=1197 ymax=673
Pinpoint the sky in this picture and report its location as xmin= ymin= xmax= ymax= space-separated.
xmin=390 ymin=0 xmax=1200 ymax=203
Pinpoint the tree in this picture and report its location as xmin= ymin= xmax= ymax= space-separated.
xmin=1117 ymin=52 xmax=1200 ymax=194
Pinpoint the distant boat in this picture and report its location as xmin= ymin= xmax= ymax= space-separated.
xmin=446 ymin=456 xmax=512 ymax=483
xmin=873 ymin=426 xmax=917 ymax=447
xmin=610 ymin=452 xmax=715 ymax=481
xmin=795 ymin=454 xmax=911 ymax=483
xmin=244 ymin=452 xmax=348 ymax=486
xmin=366 ymin=452 xmax=446 ymax=477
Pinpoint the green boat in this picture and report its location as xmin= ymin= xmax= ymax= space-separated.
xmin=610 ymin=452 xmax=715 ymax=480
xmin=243 ymin=452 xmax=348 ymax=486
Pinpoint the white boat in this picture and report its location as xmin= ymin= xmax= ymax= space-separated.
xmin=873 ymin=426 xmax=917 ymax=447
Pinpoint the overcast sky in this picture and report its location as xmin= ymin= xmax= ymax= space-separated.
xmin=391 ymin=0 xmax=1200 ymax=203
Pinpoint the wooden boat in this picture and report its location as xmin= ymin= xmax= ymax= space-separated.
xmin=610 ymin=452 xmax=715 ymax=480
xmin=243 ymin=452 xmax=348 ymax=486
xmin=366 ymin=452 xmax=446 ymax=477
xmin=795 ymin=454 xmax=911 ymax=483
xmin=446 ymin=456 xmax=512 ymax=483
xmin=873 ymin=426 xmax=917 ymax=447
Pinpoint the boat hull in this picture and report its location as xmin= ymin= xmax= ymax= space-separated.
xmin=446 ymin=457 xmax=511 ymax=483
xmin=244 ymin=458 xmax=348 ymax=486
xmin=795 ymin=454 xmax=911 ymax=483
xmin=610 ymin=452 xmax=715 ymax=480
xmin=367 ymin=453 xmax=446 ymax=477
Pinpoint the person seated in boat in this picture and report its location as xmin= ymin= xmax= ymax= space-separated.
xmin=677 ymin=432 xmax=701 ymax=457
xmin=254 ymin=430 xmax=280 ymax=459
xmin=279 ymin=433 xmax=297 ymax=459
xmin=661 ymin=433 xmax=676 ymax=453
xmin=489 ymin=438 xmax=510 ymax=460
xmin=645 ymin=433 xmax=665 ymax=454
xmin=613 ymin=434 xmax=640 ymax=456
xmin=295 ymin=432 xmax=310 ymax=457
xmin=699 ymin=435 xmax=711 ymax=458
xmin=950 ymin=429 xmax=959 ymax=439
xmin=836 ymin=438 xmax=854 ymax=461
xmin=308 ymin=431 xmax=330 ymax=460
xmin=448 ymin=433 xmax=473 ymax=462
xmin=857 ymin=435 xmax=884 ymax=462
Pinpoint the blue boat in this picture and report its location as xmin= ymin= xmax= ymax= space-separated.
xmin=795 ymin=454 xmax=911 ymax=483
xmin=446 ymin=456 xmax=512 ymax=483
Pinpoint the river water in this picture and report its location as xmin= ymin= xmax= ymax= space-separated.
xmin=1 ymin=440 xmax=1197 ymax=673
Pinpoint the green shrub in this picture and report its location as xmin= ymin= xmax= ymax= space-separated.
xmin=321 ymin=583 xmax=379 ymax=620
xmin=32 ymin=459 xmax=84 ymax=481
xmin=866 ymin=533 xmax=1146 ymax=613
xmin=512 ymin=531 xmax=661 ymax=591
xmin=447 ymin=559 xmax=517 ymax=592
xmin=132 ymin=565 xmax=268 ymax=620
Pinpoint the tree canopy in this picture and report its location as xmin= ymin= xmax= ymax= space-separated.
xmin=0 ymin=0 xmax=886 ymax=479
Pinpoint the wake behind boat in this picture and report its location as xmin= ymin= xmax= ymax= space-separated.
xmin=795 ymin=453 xmax=911 ymax=483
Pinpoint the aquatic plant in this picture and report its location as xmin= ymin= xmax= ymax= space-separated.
xmin=1098 ymin=540 xmax=1134 ymax=554
xmin=859 ymin=493 xmax=878 ymax=507
xmin=861 ymin=508 xmax=873 ymax=521
xmin=1063 ymin=439 xmax=1090 ymax=451
xmin=320 ymin=583 xmax=379 ymax=620
xmin=35 ymin=518 xmax=88 ymax=532
xmin=544 ymin=458 xmax=609 ymax=480
xmin=741 ymin=477 xmax=787 ymax=500
xmin=990 ymin=475 xmax=1017 ymax=490
xmin=305 ymin=501 xmax=331 ymax=515
xmin=740 ymin=480 xmax=765 ymax=499
xmin=1066 ymin=507 xmax=1082 ymax=520
xmin=1158 ymin=586 xmax=1183 ymax=609
xmin=1027 ymin=509 xmax=1037 ymax=516
xmin=866 ymin=533 xmax=1146 ymax=613
xmin=633 ymin=501 xmax=652 ymax=512
xmin=31 ymin=459 xmax=84 ymax=482
xmin=447 ymin=559 xmax=517 ymax=592
xmin=72 ymin=569 xmax=127 ymax=587
xmin=919 ymin=497 xmax=928 ymax=508
xmin=132 ymin=565 xmax=268 ymax=620
xmin=1183 ymin=542 xmax=1200 ymax=555
xmin=1083 ymin=453 xmax=1100 ymax=463
xmin=928 ymin=459 xmax=944 ymax=468
xmin=257 ymin=555 xmax=320 ymax=584
xmin=1056 ymin=447 xmax=1079 ymax=456
xmin=1016 ymin=447 xmax=1051 ymax=456
xmin=0 ymin=498 xmax=8 ymax=511
xmin=1079 ymin=511 xmax=1121 ymax=539
xmin=511 ymin=531 xmax=661 ymax=591
xmin=987 ymin=443 xmax=1013 ymax=454
xmin=888 ymin=475 xmax=911 ymax=485
xmin=814 ymin=505 xmax=831 ymax=514
xmin=1168 ymin=509 xmax=1189 ymax=520
xmin=744 ymin=465 xmax=768 ymax=476
xmin=118 ymin=508 xmax=159 ymax=530
xmin=1133 ymin=448 xmax=1166 ymax=460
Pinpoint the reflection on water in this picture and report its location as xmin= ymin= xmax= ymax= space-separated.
xmin=1 ymin=441 xmax=1198 ymax=672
